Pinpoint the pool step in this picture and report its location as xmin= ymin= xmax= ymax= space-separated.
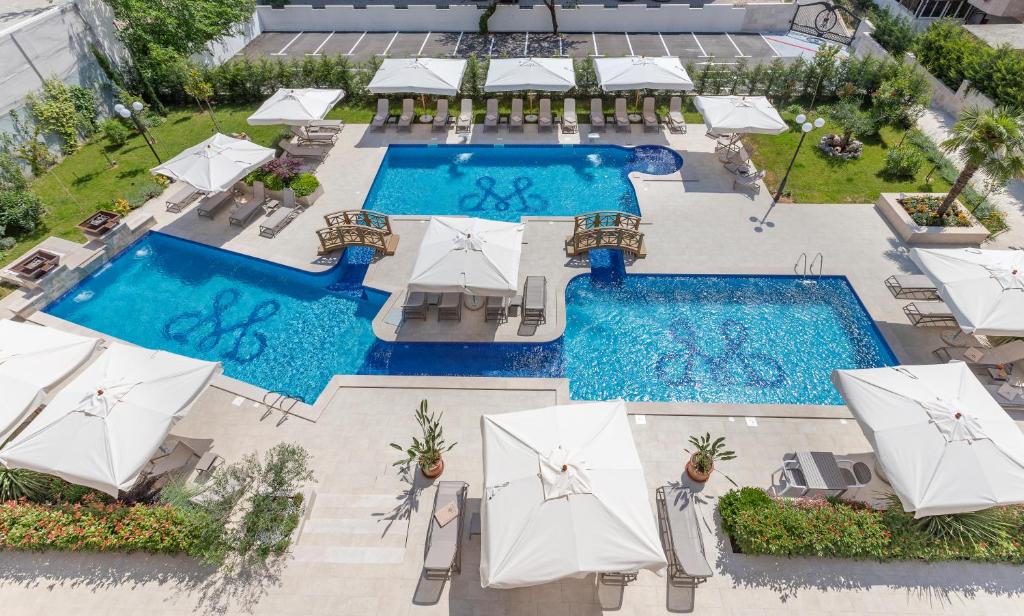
xmin=291 ymin=493 xmax=412 ymax=564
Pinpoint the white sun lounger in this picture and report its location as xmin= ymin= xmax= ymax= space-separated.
xmin=657 ymin=485 xmax=714 ymax=588
xmin=590 ymin=98 xmax=605 ymax=131
xmin=398 ymin=99 xmax=415 ymax=131
xmin=884 ymin=274 xmax=939 ymax=300
xmin=433 ymin=99 xmax=450 ymax=132
xmin=667 ymin=96 xmax=686 ymax=134
xmin=423 ymin=481 xmax=468 ymax=580
xmin=165 ymin=185 xmax=200 ymax=213
xmin=642 ymin=97 xmax=659 ymax=132
xmin=509 ymin=99 xmax=524 ymax=131
xmin=903 ymin=302 xmax=958 ymax=327
xmin=934 ymin=339 xmax=1024 ymax=366
xmin=259 ymin=188 xmax=298 ymax=238
xmin=615 ymin=98 xmax=630 ymax=132
xmin=279 ymin=138 xmax=327 ymax=163
xmin=229 ymin=181 xmax=278 ymax=227
xmin=196 ymin=190 xmax=234 ymax=219
xmin=562 ymin=98 xmax=578 ymax=134
xmin=484 ymin=98 xmax=499 ymax=131
xmin=456 ymin=98 xmax=473 ymax=133
xmin=538 ymin=98 xmax=553 ymax=131
xmin=371 ymin=99 xmax=390 ymax=131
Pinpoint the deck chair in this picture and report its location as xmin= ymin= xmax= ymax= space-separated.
xmin=733 ymin=170 xmax=765 ymax=195
xmin=423 ymin=481 xmax=468 ymax=580
xmin=934 ymin=339 xmax=1024 ymax=366
xmin=485 ymin=296 xmax=508 ymax=323
xmin=538 ymin=98 xmax=553 ymax=131
xmin=292 ymin=125 xmax=337 ymax=145
xmin=398 ymin=99 xmax=415 ymax=130
xmin=903 ymin=302 xmax=958 ymax=327
xmin=986 ymin=383 xmax=1024 ymax=410
xmin=308 ymin=119 xmax=343 ymax=133
xmin=371 ymin=99 xmax=390 ymax=131
xmin=196 ymin=190 xmax=234 ymax=219
xmin=522 ymin=276 xmax=546 ymax=325
xmin=614 ymin=98 xmax=629 ymax=131
xmin=259 ymin=188 xmax=298 ymax=238
xmin=456 ymin=98 xmax=473 ymax=133
xmin=433 ymin=99 xmax=450 ymax=132
xmin=438 ymin=293 xmax=462 ymax=321
xmin=562 ymin=98 xmax=578 ymax=134
xmin=667 ymin=96 xmax=686 ymax=134
xmin=656 ymin=486 xmax=714 ymax=588
xmin=590 ymin=98 xmax=605 ymax=131
xmin=279 ymin=138 xmax=327 ymax=163
xmin=484 ymin=98 xmax=499 ymax=131
xmin=402 ymin=291 xmax=428 ymax=321
xmin=884 ymin=274 xmax=939 ymax=300
xmin=509 ymin=99 xmax=524 ymax=131
xmin=229 ymin=180 xmax=277 ymax=226
xmin=642 ymin=97 xmax=658 ymax=132
xmin=165 ymin=186 xmax=200 ymax=213
xmin=770 ymin=453 xmax=808 ymax=497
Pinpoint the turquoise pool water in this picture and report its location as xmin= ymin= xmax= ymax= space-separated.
xmin=360 ymin=144 xmax=683 ymax=221
xmin=44 ymin=234 xmax=896 ymax=405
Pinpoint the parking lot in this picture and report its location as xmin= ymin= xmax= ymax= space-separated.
xmin=239 ymin=30 xmax=837 ymax=65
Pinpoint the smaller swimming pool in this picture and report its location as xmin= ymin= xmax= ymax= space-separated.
xmin=361 ymin=144 xmax=683 ymax=222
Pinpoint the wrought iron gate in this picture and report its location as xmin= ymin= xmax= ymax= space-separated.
xmin=789 ymin=1 xmax=861 ymax=46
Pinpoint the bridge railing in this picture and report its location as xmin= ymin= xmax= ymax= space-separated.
xmin=317 ymin=224 xmax=391 ymax=253
xmin=323 ymin=209 xmax=392 ymax=233
xmin=572 ymin=211 xmax=641 ymax=233
xmin=566 ymin=227 xmax=646 ymax=258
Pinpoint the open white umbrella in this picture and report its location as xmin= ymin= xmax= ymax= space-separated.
xmin=594 ymin=56 xmax=694 ymax=92
xmin=833 ymin=363 xmax=1024 ymax=517
xmin=367 ymin=58 xmax=467 ymax=96
xmin=911 ymin=248 xmax=1024 ymax=336
xmin=484 ymin=57 xmax=576 ymax=92
xmin=247 ymin=88 xmax=345 ymax=125
xmin=693 ymin=96 xmax=788 ymax=135
xmin=408 ymin=217 xmax=524 ymax=298
xmin=0 ymin=343 xmax=219 ymax=495
xmin=0 ymin=320 xmax=98 ymax=443
xmin=480 ymin=400 xmax=666 ymax=588
xmin=152 ymin=133 xmax=275 ymax=194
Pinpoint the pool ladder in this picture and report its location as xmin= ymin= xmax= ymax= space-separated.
xmin=262 ymin=390 xmax=304 ymax=425
xmin=795 ymin=252 xmax=824 ymax=283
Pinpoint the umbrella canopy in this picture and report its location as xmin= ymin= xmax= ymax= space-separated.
xmin=152 ymin=133 xmax=275 ymax=194
xmin=833 ymin=363 xmax=1024 ymax=517
xmin=693 ymin=95 xmax=788 ymax=135
xmin=0 ymin=320 xmax=98 ymax=443
xmin=484 ymin=57 xmax=576 ymax=93
xmin=408 ymin=217 xmax=524 ymax=298
xmin=247 ymin=88 xmax=345 ymax=125
xmin=911 ymin=248 xmax=1024 ymax=336
xmin=594 ymin=56 xmax=694 ymax=92
xmin=367 ymin=58 xmax=467 ymax=96
xmin=480 ymin=400 xmax=666 ymax=588
xmin=0 ymin=343 xmax=219 ymax=495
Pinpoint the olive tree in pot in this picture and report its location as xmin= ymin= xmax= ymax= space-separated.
xmin=391 ymin=400 xmax=456 ymax=479
xmin=685 ymin=433 xmax=736 ymax=483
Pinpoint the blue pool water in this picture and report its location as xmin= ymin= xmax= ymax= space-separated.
xmin=45 ymin=234 xmax=895 ymax=405
xmin=361 ymin=144 xmax=683 ymax=221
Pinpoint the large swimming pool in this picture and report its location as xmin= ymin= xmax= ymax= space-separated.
xmin=45 ymin=233 xmax=896 ymax=405
xmin=361 ymin=144 xmax=683 ymax=221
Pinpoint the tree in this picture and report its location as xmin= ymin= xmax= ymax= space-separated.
xmin=542 ymin=0 xmax=559 ymax=34
xmin=825 ymin=100 xmax=876 ymax=150
xmin=806 ymin=45 xmax=841 ymax=110
xmin=936 ymin=105 xmax=1024 ymax=219
xmin=872 ymin=63 xmax=931 ymax=145
xmin=870 ymin=8 xmax=917 ymax=57
xmin=184 ymin=66 xmax=221 ymax=132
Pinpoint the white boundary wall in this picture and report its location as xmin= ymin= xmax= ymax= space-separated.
xmin=255 ymin=3 xmax=796 ymax=33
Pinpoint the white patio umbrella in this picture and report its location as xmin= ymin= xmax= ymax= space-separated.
xmin=152 ymin=133 xmax=275 ymax=194
xmin=484 ymin=57 xmax=576 ymax=92
xmin=594 ymin=56 xmax=694 ymax=92
xmin=480 ymin=400 xmax=666 ymax=589
xmin=367 ymin=58 xmax=467 ymax=97
xmin=0 ymin=343 xmax=219 ymax=495
xmin=0 ymin=320 xmax=98 ymax=443
xmin=408 ymin=217 xmax=524 ymax=298
xmin=247 ymin=88 xmax=345 ymax=125
xmin=833 ymin=363 xmax=1024 ymax=517
xmin=911 ymin=247 xmax=1024 ymax=336
xmin=693 ymin=96 xmax=788 ymax=135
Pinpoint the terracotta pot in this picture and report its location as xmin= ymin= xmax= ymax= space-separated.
xmin=685 ymin=453 xmax=712 ymax=483
xmin=421 ymin=457 xmax=445 ymax=479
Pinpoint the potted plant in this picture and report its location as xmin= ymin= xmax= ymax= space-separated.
xmin=685 ymin=433 xmax=736 ymax=483
xmin=390 ymin=400 xmax=456 ymax=479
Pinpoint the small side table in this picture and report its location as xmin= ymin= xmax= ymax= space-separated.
xmin=525 ymin=114 xmax=539 ymax=123
xmin=418 ymin=114 xmax=433 ymax=124
xmin=628 ymin=113 xmax=642 ymax=123
xmin=464 ymin=295 xmax=485 ymax=311
xmin=508 ymin=294 xmax=523 ymax=318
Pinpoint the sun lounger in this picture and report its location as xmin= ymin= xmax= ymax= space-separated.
xmin=398 ymin=99 xmax=415 ymax=131
xmin=562 ymin=98 xmax=578 ymax=134
xmin=423 ymin=481 xmax=468 ymax=580
xmin=986 ymin=383 xmax=1024 ymax=410
xmin=165 ymin=186 xmax=200 ymax=213
xmin=292 ymin=125 xmax=337 ymax=145
xmin=259 ymin=188 xmax=298 ymax=238
xmin=934 ymin=339 xmax=1024 ymax=366
xmin=230 ymin=181 xmax=277 ymax=227
xmin=456 ymin=98 xmax=473 ymax=133
xmin=904 ymin=301 xmax=958 ymax=327
xmin=770 ymin=453 xmax=809 ymax=497
xmin=642 ymin=97 xmax=658 ymax=132
xmin=656 ymin=485 xmax=714 ymax=588
xmin=371 ymin=99 xmax=390 ymax=131
xmin=614 ymin=98 xmax=629 ymax=132
xmin=196 ymin=190 xmax=234 ymax=219
xmin=884 ymin=274 xmax=939 ymax=300
xmin=402 ymin=291 xmax=428 ymax=321
xmin=667 ymin=96 xmax=686 ymax=134
xmin=733 ymin=170 xmax=765 ymax=195
xmin=538 ymin=98 xmax=553 ymax=131
xmin=522 ymin=276 xmax=546 ymax=325
xmin=308 ymin=119 xmax=344 ymax=133
xmin=485 ymin=296 xmax=508 ymax=323
xmin=438 ymin=293 xmax=462 ymax=321
xmin=590 ymin=99 xmax=605 ymax=131
xmin=509 ymin=99 xmax=524 ymax=131
xmin=433 ymin=99 xmax=450 ymax=132
xmin=484 ymin=98 xmax=499 ymax=131
xmin=837 ymin=460 xmax=872 ymax=489
xmin=279 ymin=138 xmax=327 ymax=163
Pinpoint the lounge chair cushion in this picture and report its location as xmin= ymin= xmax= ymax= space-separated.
xmin=663 ymin=486 xmax=714 ymax=579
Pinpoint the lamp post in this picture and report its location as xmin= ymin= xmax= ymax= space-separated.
xmin=771 ymin=114 xmax=825 ymax=207
xmin=114 ymin=101 xmax=161 ymax=164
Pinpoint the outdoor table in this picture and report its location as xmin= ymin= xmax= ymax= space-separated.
xmin=627 ymin=113 xmax=642 ymax=123
xmin=464 ymin=295 xmax=484 ymax=311
xmin=525 ymin=114 xmax=538 ymax=123
xmin=795 ymin=451 xmax=848 ymax=496
xmin=418 ymin=114 xmax=433 ymax=124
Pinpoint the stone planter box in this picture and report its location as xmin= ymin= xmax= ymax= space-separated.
xmin=876 ymin=193 xmax=989 ymax=246
xmin=268 ymin=183 xmax=323 ymax=207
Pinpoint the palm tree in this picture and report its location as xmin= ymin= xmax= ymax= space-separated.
xmin=936 ymin=106 xmax=1024 ymax=220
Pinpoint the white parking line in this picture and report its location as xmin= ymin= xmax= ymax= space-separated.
xmin=378 ymin=31 xmax=399 ymax=56
xmin=624 ymin=32 xmax=634 ymax=56
xmin=725 ymin=32 xmax=749 ymax=58
xmin=272 ymin=32 xmax=304 ymax=56
xmin=760 ymin=33 xmax=782 ymax=57
xmin=450 ymin=31 xmax=463 ymax=56
xmin=487 ymin=34 xmax=495 ymax=56
xmin=524 ymin=31 xmax=529 ymax=55
xmin=591 ymin=32 xmax=600 ymax=56
xmin=346 ymin=32 xmax=366 ymax=56
xmin=308 ymin=31 xmax=334 ymax=56
xmin=691 ymin=32 xmax=708 ymax=58
xmin=559 ymin=35 xmax=564 ymax=57
xmin=417 ymin=32 xmax=431 ymax=56
xmin=658 ymin=32 xmax=671 ymax=56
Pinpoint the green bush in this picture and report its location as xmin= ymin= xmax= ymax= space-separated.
xmin=289 ymin=172 xmax=319 ymax=198
xmin=0 ymin=468 xmax=50 ymax=502
xmin=718 ymin=487 xmax=771 ymax=536
xmin=0 ymin=188 xmax=45 ymax=236
xmin=870 ymin=8 xmax=917 ymax=57
xmin=882 ymin=146 xmax=923 ymax=179
xmin=100 ymin=119 xmax=132 ymax=147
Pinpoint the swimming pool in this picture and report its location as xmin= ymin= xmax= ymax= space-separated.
xmin=45 ymin=234 xmax=896 ymax=405
xmin=361 ymin=144 xmax=683 ymax=222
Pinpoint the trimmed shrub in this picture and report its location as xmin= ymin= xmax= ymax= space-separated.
xmin=100 ymin=119 xmax=132 ymax=147
xmin=882 ymin=146 xmax=923 ymax=179
xmin=870 ymin=8 xmax=917 ymax=57
xmin=289 ymin=173 xmax=319 ymax=198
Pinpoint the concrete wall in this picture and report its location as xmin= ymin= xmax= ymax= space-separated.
xmin=254 ymin=3 xmax=797 ymax=33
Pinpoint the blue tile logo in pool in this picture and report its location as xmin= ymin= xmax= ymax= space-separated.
xmin=459 ymin=176 xmax=549 ymax=214
xmin=656 ymin=318 xmax=786 ymax=390
xmin=163 ymin=288 xmax=280 ymax=363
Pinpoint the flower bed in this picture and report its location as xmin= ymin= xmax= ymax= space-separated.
xmin=876 ymin=193 xmax=989 ymax=246
xmin=899 ymin=195 xmax=972 ymax=228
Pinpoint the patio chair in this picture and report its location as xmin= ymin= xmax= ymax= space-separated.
xmin=522 ymin=276 xmax=546 ymax=325
xmin=903 ymin=301 xmax=958 ymax=327
xmin=433 ymin=99 xmax=450 ymax=132
xmin=402 ymin=291 xmax=428 ymax=321
xmin=538 ymin=98 xmax=553 ymax=132
xmin=423 ymin=481 xmax=468 ymax=580
xmin=642 ymin=97 xmax=658 ymax=132
xmin=770 ymin=453 xmax=808 ymax=497
xmin=398 ymin=99 xmax=415 ymax=131
xmin=562 ymin=98 xmax=578 ymax=134
xmin=986 ymin=383 xmax=1024 ymax=410
xmin=165 ymin=186 xmax=200 ymax=213
xmin=259 ymin=188 xmax=298 ymax=238
xmin=837 ymin=460 xmax=872 ymax=489
xmin=229 ymin=180 xmax=277 ymax=227
xmin=656 ymin=485 xmax=713 ymax=588
xmin=371 ymin=99 xmax=390 ymax=131
xmin=484 ymin=98 xmax=500 ymax=131
xmin=934 ymin=339 xmax=1024 ymax=366
xmin=456 ymin=98 xmax=473 ymax=133
xmin=485 ymin=296 xmax=508 ymax=323
xmin=196 ymin=190 xmax=234 ymax=219
xmin=614 ymin=98 xmax=629 ymax=132
xmin=292 ymin=125 xmax=337 ymax=146
xmin=733 ymin=170 xmax=765 ymax=195
xmin=509 ymin=98 xmax=524 ymax=131
xmin=884 ymin=274 xmax=939 ymax=300
xmin=590 ymin=98 xmax=605 ymax=131
xmin=667 ymin=96 xmax=686 ymax=134
xmin=279 ymin=138 xmax=328 ymax=163
xmin=438 ymin=293 xmax=462 ymax=321
xmin=141 ymin=440 xmax=199 ymax=480
xmin=308 ymin=119 xmax=344 ymax=133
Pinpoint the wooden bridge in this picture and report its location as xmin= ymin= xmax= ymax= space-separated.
xmin=565 ymin=211 xmax=646 ymax=258
xmin=316 ymin=209 xmax=399 ymax=256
